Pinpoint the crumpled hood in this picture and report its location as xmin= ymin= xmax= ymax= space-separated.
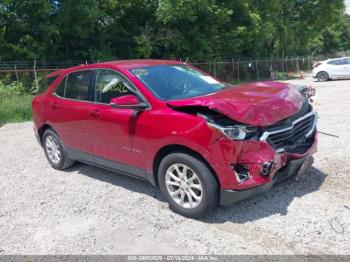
xmin=167 ymin=81 xmax=305 ymax=127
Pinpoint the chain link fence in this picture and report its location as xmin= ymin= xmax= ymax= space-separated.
xmin=191 ymin=57 xmax=321 ymax=84
xmin=0 ymin=57 xmax=328 ymax=90
xmin=0 ymin=60 xmax=90 ymax=92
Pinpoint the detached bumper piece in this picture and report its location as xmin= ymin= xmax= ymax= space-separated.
xmin=220 ymin=157 xmax=310 ymax=206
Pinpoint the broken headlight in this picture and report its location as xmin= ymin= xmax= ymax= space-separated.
xmin=293 ymin=84 xmax=316 ymax=102
xmin=198 ymin=113 xmax=258 ymax=140
xmin=208 ymin=123 xmax=258 ymax=140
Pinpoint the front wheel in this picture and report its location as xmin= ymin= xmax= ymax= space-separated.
xmin=158 ymin=153 xmax=219 ymax=218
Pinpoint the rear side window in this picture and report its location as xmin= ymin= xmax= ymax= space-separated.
xmin=54 ymin=77 xmax=66 ymax=97
xmin=65 ymin=70 xmax=92 ymax=101
xmin=327 ymin=59 xmax=341 ymax=65
xmin=36 ymin=75 xmax=59 ymax=94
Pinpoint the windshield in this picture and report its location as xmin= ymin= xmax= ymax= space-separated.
xmin=130 ymin=65 xmax=229 ymax=100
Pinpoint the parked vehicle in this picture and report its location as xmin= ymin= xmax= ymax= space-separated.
xmin=312 ymin=57 xmax=350 ymax=81
xmin=32 ymin=60 xmax=317 ymax=218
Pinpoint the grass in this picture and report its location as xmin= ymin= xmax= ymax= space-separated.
xmin=0 ymin=81 xmax=33 ymax=127
xmin=0 ymin=95 xmax=32 ymax=127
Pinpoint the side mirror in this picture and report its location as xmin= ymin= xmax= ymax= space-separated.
xmin=110 ymin=95 xmax=148 ymax=110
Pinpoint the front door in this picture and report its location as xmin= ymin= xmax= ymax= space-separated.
xmin=87 ymin=68 xmax=148 ymax=177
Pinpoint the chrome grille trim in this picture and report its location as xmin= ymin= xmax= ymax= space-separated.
xmin=260 ymin=111 xmax=317 ymax=142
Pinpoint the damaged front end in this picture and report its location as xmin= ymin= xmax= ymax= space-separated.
xmin=204 ymin=103 xmax=317 ymax=205
xmin=167 ymin=83 xmax=317 ymax=205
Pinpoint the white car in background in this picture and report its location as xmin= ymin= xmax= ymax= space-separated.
xmin=312 ymin=57 xmax=350 ymax=81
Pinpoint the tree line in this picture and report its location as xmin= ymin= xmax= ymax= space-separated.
xmin=0 ymin=0 xmax=349 ymax=62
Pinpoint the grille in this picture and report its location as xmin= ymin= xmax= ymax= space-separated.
xmin=261 ymin=112 xmax=316 ymax=153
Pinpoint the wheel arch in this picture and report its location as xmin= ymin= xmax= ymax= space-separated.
xmin=152 ymin=144 xmax=220 ymax=187
xmin=37 ymin=123 xmax=54 ymax=145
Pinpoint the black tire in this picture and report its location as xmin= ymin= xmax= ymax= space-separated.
xmin=42 ymin=129 xmax=74 ymax=170
xmin=316 ymin=71 xmax=329 ymax=82
xmin=158 ymin=152 xmax=219 ymax=218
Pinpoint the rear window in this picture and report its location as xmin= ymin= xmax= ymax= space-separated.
xmin=36 ymin=75 xmax=59 ymax=94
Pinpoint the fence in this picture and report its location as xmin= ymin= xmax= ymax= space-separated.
xmin=192 ymin=57 xmax=318 ymax=84
xmin=0 ymin=57 xmax=325 ymax=89
xmin=0 ymin=60 xmax=90 ymax=90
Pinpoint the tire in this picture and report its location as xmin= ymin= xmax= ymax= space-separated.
xmin=316 ymin=71 xmax=329 ymax=82
xmin=158 ymin=152 xmax=219 ymax=218
xmin=42 ymin=129 xmax=74 ymax=170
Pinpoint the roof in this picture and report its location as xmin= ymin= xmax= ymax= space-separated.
xmin=48 ymin=59 xmax=184 ymax=77
xmin=327 ymin=57 xmax=350 ymax=60
xmin=101 ymin=59 xmax=183 ymax=67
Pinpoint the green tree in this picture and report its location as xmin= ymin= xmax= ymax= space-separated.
xmin=0 ymin=0 xmax=348 ymax=61
xmin=0 ymin=0 xmax=53 ymax=60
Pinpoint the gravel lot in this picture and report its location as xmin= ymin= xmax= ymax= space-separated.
xmin=0 ymin=77 xmax=349 ymax=255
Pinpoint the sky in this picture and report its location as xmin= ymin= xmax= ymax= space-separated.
xmin=346 ymin=0 xmax=350 ymax=14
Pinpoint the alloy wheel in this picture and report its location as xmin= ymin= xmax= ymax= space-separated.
xmin=165 ymin=163 xmax=203 ymax=209
xmin=45 ymin=135 xmax=61 ymax=164
xmin=317 ymin=72 xmax=328 ymax=81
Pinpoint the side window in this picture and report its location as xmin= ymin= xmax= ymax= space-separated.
xmin=65 ymin=70 xmax=92 ymax=101
xmin=54 ymin=77 xmax=66 ymax=97
xmin=327 ymin=59 xmax=341 ymax=65
xmin=342 ymin=58 xmax=350 ymax=64
xmin=95 ymin=69 xmax=135 ymax=104
xmin=36 ymin=75 xmax=59 ymax=94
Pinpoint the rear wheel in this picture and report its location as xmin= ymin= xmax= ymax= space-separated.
xmin=43 ymin=129 xmax=74 ymax=170
xmin=158 ymin=153 xmax=219 ymax=218
xmin=316 ymin=71 xmax=329 ymax=82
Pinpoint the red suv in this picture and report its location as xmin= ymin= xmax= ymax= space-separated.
xmin=32 ymin=60 xmax=317 ymax=218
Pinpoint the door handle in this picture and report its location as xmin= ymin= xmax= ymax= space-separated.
xmin=50 ymin=102 xmax=58 ymax=109
xmin=90 ymin=109 xmax=101 ymax=117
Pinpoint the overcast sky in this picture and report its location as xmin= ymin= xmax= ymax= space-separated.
xmin=346 ymin=0 xmax=350 ymax=14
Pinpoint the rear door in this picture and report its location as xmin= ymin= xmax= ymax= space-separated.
xmin=46 ymin=70 xmax=96 ymax=161
xmin=327 ymin=59 xmax=343 ymax=78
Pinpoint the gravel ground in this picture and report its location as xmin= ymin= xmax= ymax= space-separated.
xmin=0 ymin=77 xmax=349 ymax=255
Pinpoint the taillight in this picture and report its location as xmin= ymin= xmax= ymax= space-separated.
xmin=314 ymin=62 xmax=322 ymax=68
xmin=307 ymin=86 xmax=316 ymax=97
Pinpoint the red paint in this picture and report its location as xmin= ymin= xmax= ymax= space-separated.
xmin=32 ymin=60 xmax=317 ymax=192
xmin=110 ymin=94 xmax=139 ymax=106
xmin=167 ymin=81 xmax=305 ymax=127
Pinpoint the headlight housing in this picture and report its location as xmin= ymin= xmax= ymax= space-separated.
xmin=208 ymin=123 xmax=258 ymax=140
xmin=197 ymin=112 xmax=259 ymax=140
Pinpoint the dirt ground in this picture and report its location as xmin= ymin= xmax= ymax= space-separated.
xmin=0 ymin=77 xmax=349 ymax=255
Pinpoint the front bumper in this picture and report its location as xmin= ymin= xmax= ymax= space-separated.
xmin=220 ymin=156 xmax=312 ymax=206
